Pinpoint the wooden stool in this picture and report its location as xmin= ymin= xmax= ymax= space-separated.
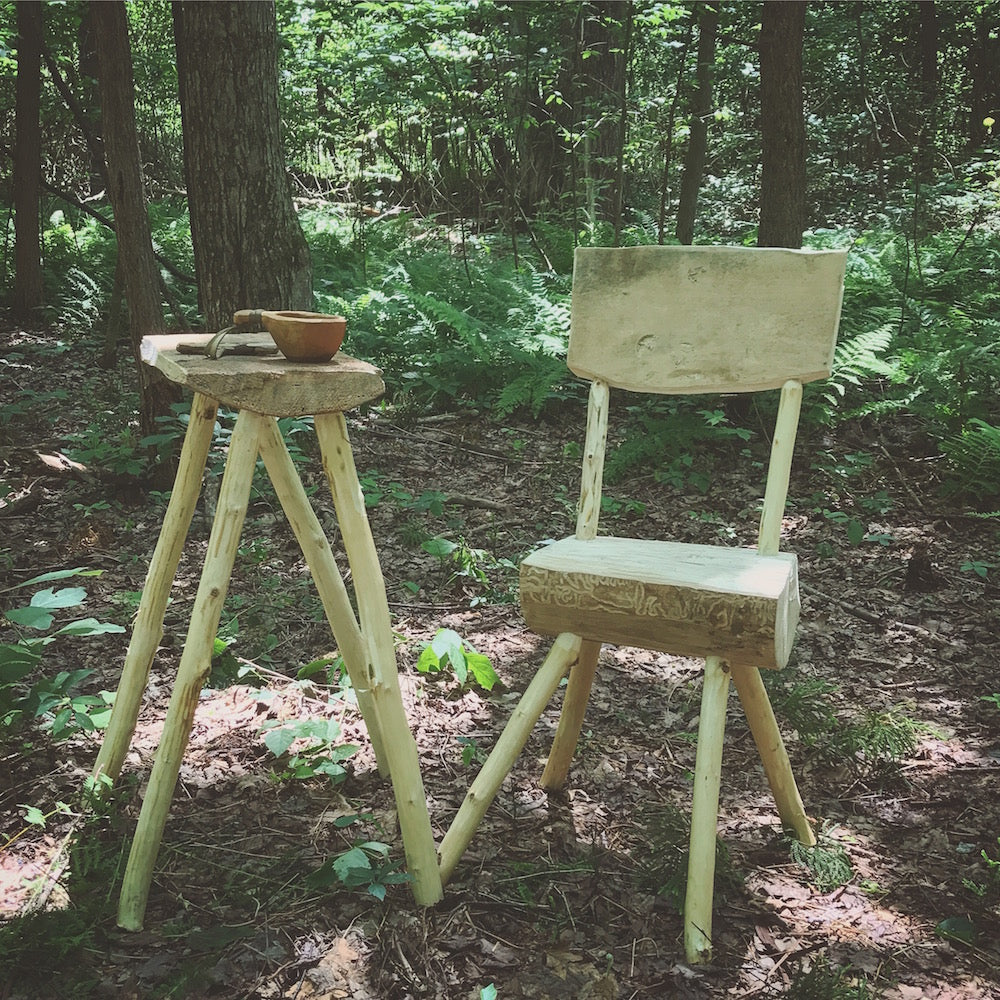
xmin=93 ymin=333 xmax=443 ymax=930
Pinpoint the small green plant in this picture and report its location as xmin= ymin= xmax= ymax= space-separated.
xmin=416 ymin=628 xmax=500 ymax=691
xmin=261 ymin=714 xmax=358 ymax=784
xmin=1 ymin=568 xmax=124 ymax=738
xmin=457 ymin=734 xmax=488 ymax=767
xmin=2 ymin=800 xmax=73 ymax=852
xmin=789 ymin=836 xmax=854 ymax=892
xmin=480 ymin=985 xmax=498 ymax=1000
xmin=783 ymin=955 xmax=878 ymax=999
xmin=962 ymin=558 xmax=996 ymax=579
xmin=307 ymin=839 xmax=411 ymax=900
xmin=833 ymin=709 xmax=920 ymax=774
xmin=634 ymin=801 xmax=741 ymax=912
xmin=421 ymin=536 xmax=517 ymax=605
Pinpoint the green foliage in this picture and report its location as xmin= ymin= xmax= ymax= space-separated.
xmin=421 ymin=536 xmax=518 ymax=606
xmin=416 ymin=628 xmax=500 ymax=691
xmin=783 ymin=956 xmax=878 ymax=1000
xmin=789 ymin=836 xmax=854 ymax=893
xmin=261 ymin=714 xmax=358 ymax=785
xmin=1 ymin=568 xmax=123 ymax=740
xmin=942 ymin=418 xmax=1000 ymax=503
xmin=605 ymin=400 xmax=751 ymax=485
xmin=634 ymin=801 xmax=741 ymax=913
xmin=768 ymin=674 xmax=920 ymax=776
xmin=307 ymin=840 xmax=411 ymax=901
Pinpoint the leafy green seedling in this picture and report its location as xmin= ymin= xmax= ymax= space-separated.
xmin=261 ymin=715 xmax=358 ymax=784
xmin=962 ymin=559 xmax=996 ymax=579
xmin=417 ymin=628 xmax=499 ymax=691
xmin=307 ymin=840 xmax=411 ymax=900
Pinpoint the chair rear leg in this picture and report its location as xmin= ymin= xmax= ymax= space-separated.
xmin=541 ymin=638 xmax=601 ymax=790
xmin=730 ymin=664 xmax=815 ymax=846
xmin=684 ymin=655 xmax=731 ymax=964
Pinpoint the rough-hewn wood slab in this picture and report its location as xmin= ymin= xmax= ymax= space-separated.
xmin=519 ymin=536 xmax=800 ymax=669
xmin=141 ymin=333 xmax=385 ymax=416
xmin=568 ymin=246 xmax=846 ymax=394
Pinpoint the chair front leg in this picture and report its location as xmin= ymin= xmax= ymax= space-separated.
xmin=684 ymin=655 xmax=731 ymax=965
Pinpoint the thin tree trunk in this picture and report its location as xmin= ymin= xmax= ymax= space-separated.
xmin=675 ymin=3 xmax=718 ymax=246
xmin=93 ymin=0 xmax=178 ymax=439
xmin=968 ymin=1 xmax=1000 ymax=150
xmin=657 ymin=17 xmax=693 ymax=245
xmin=13 ymin=0 xmax=44 ymax=318
xmin=915 ymin=1 xmax=939 ymax=180
xmin=611 ymin=1 xmax=634 ymax=246
xmin=579 ymin=1 xmax=629 ymax=230
xmin=173 ymin=1 xmax=312 ymax=331
xmin=758 ymin=1 xmax=806 ymax=249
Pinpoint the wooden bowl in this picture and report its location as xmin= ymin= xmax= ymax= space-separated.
xmin=233 ymin=309 xmax=346 ymax=362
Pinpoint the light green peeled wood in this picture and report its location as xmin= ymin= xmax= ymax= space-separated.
xmin=118 ymin=410 xmax=263 ymax=930
xmin=256 ymin=416 xmax=388 ymax=775
xmin=438 ymin=632 xmax=580 ymax=884
xmin=315 ymin=411 xmax=442 ymax=905
xmin=92 ymin=393 xmax=217 ymax=786
xmin=683 ymin=655 xmax=732 ymax=964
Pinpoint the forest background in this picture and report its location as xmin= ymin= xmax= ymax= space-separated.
xmin=2 ymin=1 xmax=1000 ymax=998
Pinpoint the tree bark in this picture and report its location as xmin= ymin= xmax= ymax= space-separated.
xmin=578 ymin=1 xmax=629 ymax=230
xmin=675 ymin=3 xmax=718 ymax=246
xmin=968 ymin=2 xmax=1000 ymax=150
xmin=758 ymin=1 xmax=806 ymax=249
xmin=13 ymin=0 xmax=44 ymax=318
xmin=915 ymin=1 xmax=939 ymax=179
xmin=93 ymin=0 xmax=178 ymax=438
xmin=172 ymin=1 xmax=312 ymax=332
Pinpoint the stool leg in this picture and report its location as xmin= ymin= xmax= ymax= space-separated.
xmin=93 ymin=393 xmax=218 ymax=786
xmin=315 ymin=412 xmax=442 ymax=905
xmin=255 ymin=416 xmax=389 ymax=775
xmin=684 ymin=655 xmax=731 ymax=965
xmin=731 ymin=664 xmax=815 ymax=846
xmin=118 ymin=409 xmax=264 ymax=931
xmin=541 ymin=638 xmax=601 ymax=790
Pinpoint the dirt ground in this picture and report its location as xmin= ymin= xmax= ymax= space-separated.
xmin=2 ymin=317 xmax=1000 ymax=999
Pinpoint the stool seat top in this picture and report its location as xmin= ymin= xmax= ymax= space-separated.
xmin=141 ymin=334 xmax=385 ymax=416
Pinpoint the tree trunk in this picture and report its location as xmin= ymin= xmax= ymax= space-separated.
xmin=578 ymin=1 xmax=629 ymax=230
xmin=13 ymin=0 xmax=44 ymax=318
xmin=968 ymin=2 xmax=1000 ymax=150
xmin=675 ymin=3 xmax=718 ymax=246
xmin=172 ymin=1 xmax=312 ymax=332
xmin=915 ymin=1 xmax=939 ymax=179
xmin=758 ymin=1 xmax=806 ymax=249
xmin=93 ymin=0 xmax=178 ymax=439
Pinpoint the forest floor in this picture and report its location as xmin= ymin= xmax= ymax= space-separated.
xmin=2 ymin=316 xmax=1000 ymax=1000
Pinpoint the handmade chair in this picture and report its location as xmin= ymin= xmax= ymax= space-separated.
xmin=508 ymin=245 xmax=847 ymax=963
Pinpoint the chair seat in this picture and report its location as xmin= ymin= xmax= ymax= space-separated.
xmin=520 ymin=536 xmax=799 ymax=669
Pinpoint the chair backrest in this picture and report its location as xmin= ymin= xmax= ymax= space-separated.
xmin=567 ymin=245 xmax=848 ymax=551
xmin=569 ymin=245 xmax=847 ymax=395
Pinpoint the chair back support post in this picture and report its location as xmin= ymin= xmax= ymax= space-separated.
xmin=575 ymin=379 xmax=610 ymax=540
xmin=758 ymin=379 xmax=804 ymax=557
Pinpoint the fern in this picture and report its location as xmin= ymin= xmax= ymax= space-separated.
xmin=822 ymin=323 xmax=896 ymax=408
xmin=942 ymin=418 xmax=1000 ymax=502
xmin=789 ymin=838 xmax=854 ymax=893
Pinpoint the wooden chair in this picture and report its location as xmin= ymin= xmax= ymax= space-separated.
xmin=515 ymin=245 xmax=848 ymax=963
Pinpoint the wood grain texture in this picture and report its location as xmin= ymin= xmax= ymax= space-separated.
xmin=141 ymin=334 xmax=384 ymax=416
xmin=568 ymin=245 xmax=846 ymax=393
xmin=520 ymin=537 xmax=799 ymax=669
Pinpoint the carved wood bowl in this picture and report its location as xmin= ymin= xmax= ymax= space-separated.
xmin=233 ymin=309 xmax=347 ymax=362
